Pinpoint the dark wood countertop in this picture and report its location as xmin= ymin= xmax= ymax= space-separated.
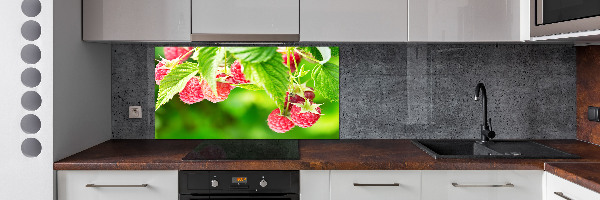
xmin=545 ymin=162 xmax=600 ymax=194
xmin=54 ymin=139 xmax=600 ymax=171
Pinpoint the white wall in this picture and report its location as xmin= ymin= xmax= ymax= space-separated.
xmin=53 ymin=0 xmax=112 ymax=162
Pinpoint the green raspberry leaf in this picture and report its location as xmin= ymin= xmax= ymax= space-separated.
xmin=156 ymin=62 xmax=199 ymax=110
xmin=195 ymin=47 xmax=225 ymax=95
xmin=330 ymin=47 xmax=339 ymax=57
xmin=244 ymin=56 xmax=289 ymax=110
xmin=313 ymin=63 xmax=339 ymax=102
xmin=299 ymin=47 xmax=323 ymax=61
xmin=225 ymin=47 xmax=278 ymax=63
xmin=232 ymin=83 xmax=264 ymax=91
xmin=299 ymin=47 xmax=333 ymax=64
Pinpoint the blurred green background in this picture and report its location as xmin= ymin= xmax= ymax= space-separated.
xmin=154 ymin=47 xmax=340 ymax=139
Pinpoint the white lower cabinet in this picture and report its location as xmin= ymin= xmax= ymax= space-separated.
xmin=330 ymin=170 xmax=421 ymax=200
xmin=545 ymin=172 xmax=600 ymax=200
xmin=57 ymin=169 xmax=600 ymax=200
xmin=300 ymin=170 xmax=330 ymax=200
xmin=57 ymin=170 xmax=178 ymax=200
xmin=422 ymin=170 xmax=543 ymax=200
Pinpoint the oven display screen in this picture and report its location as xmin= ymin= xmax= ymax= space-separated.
xmin=232 ymin=177 xmax=247 ymax=184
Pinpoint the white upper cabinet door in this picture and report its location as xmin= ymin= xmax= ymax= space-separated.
xmin=191 ymin=0 xmax=299 ymax=41
xmin=83 ymin=0 xmax=191 ymax=41
xmin=300 ymin=0 xmax=408 ymax=42
xmin=409 ymin=0 xmax=529 ymax=42
xmin=422 ymin=170 xmax=543 ymax=200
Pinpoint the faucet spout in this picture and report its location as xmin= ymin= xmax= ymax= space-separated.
xmin=474 ymin=83 xmax=495 ymax=142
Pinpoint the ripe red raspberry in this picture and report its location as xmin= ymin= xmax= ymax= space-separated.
xmin=216 ymin=73 xmax=237 ymax=90
xmin=202 ymin=81 xmax=232 ymax=103
xmin=164 ymin=47 xmax=193 ymax=62
xmin=267 ymin=108 xmax=295 ymax=133
xmin=216 ymin=73 xmax=227 ymax=78
xmin=154 ymin=60 xmax=170 ymax=85
xmin=290 ymin=102 xmax=321 ymax=128
xmin=282 ymin=51 xmax=302 ymax=73
xmin=229 ymin=60 xmax=250 ymax=84
xmin=179 ymin=77 xmax=204 ymax=104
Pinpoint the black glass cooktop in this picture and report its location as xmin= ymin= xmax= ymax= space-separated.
xmin=182 ymin=140 xmax=300 ymax=160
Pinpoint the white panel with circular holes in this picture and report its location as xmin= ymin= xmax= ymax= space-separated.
xmin=0 ymin=0 xmax=53 ymax=199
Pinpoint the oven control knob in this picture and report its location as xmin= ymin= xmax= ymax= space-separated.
xmin=211 ymin=180 xmax=219 ymax=188
xmin=259 ymin=179 xmax=267 ymax=187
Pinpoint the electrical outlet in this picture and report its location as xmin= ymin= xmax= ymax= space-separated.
xmin=129 ymin=106 xmax=142 ymax=119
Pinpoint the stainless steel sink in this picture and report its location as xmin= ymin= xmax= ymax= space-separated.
xmin=412 ymin=140 xmax=579 ymax=159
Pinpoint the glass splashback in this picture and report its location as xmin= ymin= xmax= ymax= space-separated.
xmin=154 ymin=47 xmax=340 ymax=139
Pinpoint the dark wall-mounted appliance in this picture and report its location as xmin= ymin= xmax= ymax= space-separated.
xmin=179 ymin=171 xmax=299 ymax=200
xmin=531 ymin=0 xmax=600 ymax=37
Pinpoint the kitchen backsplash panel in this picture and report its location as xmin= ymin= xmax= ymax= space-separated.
xmin=112 ymin=44 xmax=576 ymax=139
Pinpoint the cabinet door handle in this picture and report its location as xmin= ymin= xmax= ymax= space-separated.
xmin=451 ymin=183 xmax=514 ymax=188
xmin=353 ymin=183 xmax=400 ymax=186
xmin=86 ymin=184 xmax=149 ymax=188
xmin=554 ymin=192 xmax=573 ymax=200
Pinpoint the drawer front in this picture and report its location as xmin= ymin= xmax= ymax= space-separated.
xmin=330 ymin=170 xmax=421 ymax=200
xmin=57 ymin=170 xmax=178 ymax=200
xmin=546 ymin=172 xmax=600 ymax=200
xmin=300 ymin=170 xmax=330 ymax=200
xmin=422 ymin=170 xmax=542 ymax=200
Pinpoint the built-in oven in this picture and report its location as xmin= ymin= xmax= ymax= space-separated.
xmin=179 ymin=171 xmax=299 ymax=200
xmin=531 ymin=0 xmax=600 ymax=37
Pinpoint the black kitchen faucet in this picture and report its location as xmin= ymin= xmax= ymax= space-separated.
xmin=474 ymin=83 xmax=495 ymax=143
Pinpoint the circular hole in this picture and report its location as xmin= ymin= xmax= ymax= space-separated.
xmin=21 ymin=44 xmax=41 ymax=64
xmin=21 ymin=68 xmax=41 ymax=88
xmin=21 ymin=138 xmax=42 ymax=157
xmin=21 ymin=20 xmax=41 ymax=41
xmin=21 ymin=91 xmax=42 ymax=111
xmin=21 ymin=0 xmax=41 ymax=17
xmin=21 ymin=114 xmax=41 ymax=134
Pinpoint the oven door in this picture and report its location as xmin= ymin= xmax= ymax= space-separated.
xmin=532 ymin=0 xmax=600 ymax=37
xmin=180 ymin=194 xmax=299 ymax=200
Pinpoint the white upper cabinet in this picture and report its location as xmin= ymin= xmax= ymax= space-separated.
xmin=300 ymin=0 xmax=408 ymax=42
xmin=191 ymin=0 xmax=299 ymax=41
xmin=83 ymin=0 xmax=191 ymax=41
xmin=81 ymin=0 xmax=531 ymax=42
xmin=409 ymin=0 xmax=530 ymax=42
